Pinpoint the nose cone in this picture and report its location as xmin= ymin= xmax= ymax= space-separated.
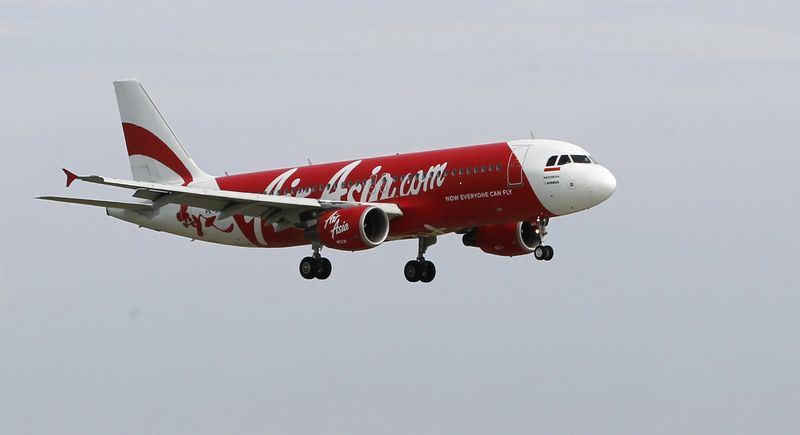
xmin=587 ymin=166 xmax=617 ymax=205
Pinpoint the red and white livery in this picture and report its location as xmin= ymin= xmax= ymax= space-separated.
xmin=40 ymin=79 xmax=617 ymax=282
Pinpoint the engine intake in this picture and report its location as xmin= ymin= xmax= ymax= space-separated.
xmin=315 ymin=205 xmax=389 ymax=251
xmin=463 ymin=221 xmax=540 ymax=257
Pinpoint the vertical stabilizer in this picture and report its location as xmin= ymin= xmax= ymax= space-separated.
xmin=113 ymin=79 xmax=210 ymax=185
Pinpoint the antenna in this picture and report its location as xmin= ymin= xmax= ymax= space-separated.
xmin=307 ymin=158 xmax=313 ymax=165
xmin=529 ymin=130 xmax=536 ymax=139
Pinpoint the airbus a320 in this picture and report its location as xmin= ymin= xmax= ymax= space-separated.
xmin=40 ymin=79 xmax=617 ymax=282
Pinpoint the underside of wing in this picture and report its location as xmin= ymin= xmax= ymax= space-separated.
xmin=44 ymin=169 xmax=403 ymax=227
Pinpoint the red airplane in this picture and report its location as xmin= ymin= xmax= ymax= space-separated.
xmin=40 ymin=79 xmax=617 ymax=282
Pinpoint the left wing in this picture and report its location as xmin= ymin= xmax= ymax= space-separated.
xmin=39 ymin=169 xmax=403 ymax=226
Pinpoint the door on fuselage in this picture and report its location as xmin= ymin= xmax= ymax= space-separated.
xmin=507 ymin=146 xmax=529 ymax=187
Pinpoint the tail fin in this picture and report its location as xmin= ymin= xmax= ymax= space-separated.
xmin=113 ymin=79 xmax=210 ymax=185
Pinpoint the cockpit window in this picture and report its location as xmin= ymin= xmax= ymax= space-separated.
xmin=545 ymin=155 xmax=558 ymax=167
xmin=571 ymin=155 xmax=592 ymax=164
xmin=557 ymin=154 xmax=572 ymax=165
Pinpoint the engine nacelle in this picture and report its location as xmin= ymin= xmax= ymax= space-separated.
xmin=462 ymin=221 xmax=540 ymax=257
xmin=315 ymin=206 xmax=390 ymax=251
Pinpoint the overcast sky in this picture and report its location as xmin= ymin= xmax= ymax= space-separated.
xmin=2 ymin=1 xmax=799 ymax=434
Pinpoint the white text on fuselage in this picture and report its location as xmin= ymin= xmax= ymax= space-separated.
xmin=263 ymin=160 xmax=448 ymax=202
xmin=444 ymin=189 xmax=512 ymax=202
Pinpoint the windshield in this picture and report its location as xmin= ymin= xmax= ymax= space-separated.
xmin=570 ymin=155 xmax=592 ymax=164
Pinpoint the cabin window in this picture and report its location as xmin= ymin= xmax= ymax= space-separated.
xmin=546 ymin=155 xmax=558 ymax=167
xmin=558 ymin=155 xmax=572 ymax=165
xmin=496 ymin=164 xmax=502 ymax=171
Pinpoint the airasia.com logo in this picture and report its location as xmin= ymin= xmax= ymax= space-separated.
xmin=323 ymin=211 xmax=350 ymax=240
xmin=262 ymin=160 xmax=448 ymax=202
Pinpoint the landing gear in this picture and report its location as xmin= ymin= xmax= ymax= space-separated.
xmin=532 ymin=218 xmax=554 ymax=261
xmin=534 ymin=245 xmax=554 ymax=261
xmin=300 ymin=243 xmax=332 ymax=280
xmin=404 ymin=236 xmax=437 ymax=283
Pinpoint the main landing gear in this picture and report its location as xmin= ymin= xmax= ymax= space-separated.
xmin=300 ymin=243 xmax=332 ymax=280
xmin=534 ymin=244 xmax=554 ymax=261
xmin=404 ymin=236 xmax=437 ymax=283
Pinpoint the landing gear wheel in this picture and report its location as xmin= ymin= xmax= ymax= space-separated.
xmin=543 ymin=245 xmax=554 ymax=261
xmin=420 ymin=260 xmax=436 ymax=283
xmin=299 ymin=256 xmax=318 ymax=279
xmin=316 ymin=257 xmax=332 ymax=280
xmin=534 ymin=245 xmax=546 ymax=260
xmin=404 ymin=260 xmax=422 ymax=282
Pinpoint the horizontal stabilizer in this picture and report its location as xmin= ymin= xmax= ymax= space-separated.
xmin=37 ymin=196 xmax=153 ymax=211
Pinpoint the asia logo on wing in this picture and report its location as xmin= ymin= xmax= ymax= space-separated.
xmin=323 ymin=211 xmax=349 ymax=240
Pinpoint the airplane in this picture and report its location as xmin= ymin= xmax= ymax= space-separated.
xmin=39 ymin=79 xmax=617 ymax=282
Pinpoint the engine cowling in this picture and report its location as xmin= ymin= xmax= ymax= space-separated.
xmin=316 ymin=206 xmax=390 ymax=251
xmin=462 ymin=221 xmax=540 ymax=256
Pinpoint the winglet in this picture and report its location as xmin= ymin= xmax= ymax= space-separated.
xmin=63 ymin=168 xmax=78 ymax=187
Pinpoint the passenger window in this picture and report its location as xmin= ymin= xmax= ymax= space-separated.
xmin=466 ymin=167 xmax=471 ymax=175
xmin=546 ymin=155 xmax=557 ymax=167
xmin=481 ymin=165 xmax=486 ymax=173
xmin=571 ymin=155 xmax=591 ymax=164
xmin=558 ymin=155 xmax=572 ymax=165
xmin=496 ymin=164 xmax=502 ymax=171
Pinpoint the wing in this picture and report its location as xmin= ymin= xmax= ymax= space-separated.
xmin=39 ymin=169 xmax=403 ymax=227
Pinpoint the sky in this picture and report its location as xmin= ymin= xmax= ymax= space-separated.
xmin=2 ymin=1 xmax=799 ymax=434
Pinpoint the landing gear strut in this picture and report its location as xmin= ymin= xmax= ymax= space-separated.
xmin=533 ymin=218 xmax=554 ymax=261
xmin=300 ymin=243 xmax=332 ymax=280
xmin=404 ymin=236 xmax=437 ymax=283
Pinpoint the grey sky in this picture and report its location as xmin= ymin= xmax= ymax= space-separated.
xmin=2 ymin=1 xmax=799 ymax=434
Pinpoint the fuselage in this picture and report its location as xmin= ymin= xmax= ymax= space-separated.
xmin=109 ymin=138 xmax=616 ymax=248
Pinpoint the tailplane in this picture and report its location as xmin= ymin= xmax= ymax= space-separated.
xmin=113 ymin=79 xmax=210 ymax=185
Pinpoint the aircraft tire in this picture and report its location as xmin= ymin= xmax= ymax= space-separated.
xmin=420 ymin=261 xmax=436 ymax=283
xmin=300 ymin=256 xmax=318 ymax=279
xmin=316 ymin=257 xmax=332 ymax=280
xmin=404 ymin=260 xmax=421 ymax=282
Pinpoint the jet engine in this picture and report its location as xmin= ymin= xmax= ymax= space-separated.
xmin=314 ymin=205 xmax=390 ymax=251
xmin=462 ymin=221 xmax=540 ymax=256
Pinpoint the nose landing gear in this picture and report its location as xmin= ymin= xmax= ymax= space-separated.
xmin=404 ymin=236 xmax=437 ymax=283
xmin=533 ymin=218 xmax=553 ymax=261
xmin=299 ymin=243 xmax=332 ymax=280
